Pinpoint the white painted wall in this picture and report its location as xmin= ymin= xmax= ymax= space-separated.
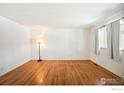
xmin=89 ymin=10 xmax=124 ymax=79
xmin=0 ymin=16 xmax=31 ymax=76
xmin=30 ymin=26 xmax=90 ymax=60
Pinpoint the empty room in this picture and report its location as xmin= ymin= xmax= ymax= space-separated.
xmin=0 ymin=3 xmax=124 ymax=85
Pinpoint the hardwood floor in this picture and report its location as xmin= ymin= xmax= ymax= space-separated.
xmin=0 ymin=60 xmax=123 ymax=85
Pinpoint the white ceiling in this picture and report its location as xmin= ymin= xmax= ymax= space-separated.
xmin=0 ymin=3 xmax=123 ymax=28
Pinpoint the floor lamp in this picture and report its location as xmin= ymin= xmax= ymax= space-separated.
xmin=36 ymin=39 xmax=42 ymax=62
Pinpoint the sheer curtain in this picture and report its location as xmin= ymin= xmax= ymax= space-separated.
xmin=107 ymin=19 xmax=120 ymax=61
xmin=94 ymin=29 xmax=99 ymax=55
xmin=107 ymin=23 xmax=113 ymax=59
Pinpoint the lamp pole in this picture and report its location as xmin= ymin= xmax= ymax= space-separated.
xmin=38 ymin=42 xmax=42 ymax=62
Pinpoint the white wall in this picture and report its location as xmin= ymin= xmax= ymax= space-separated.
xmin=89 ymin=10 xmax=124 ymax=79
xmin=0 ymin=16 xmax=31 ymax=76
xmin=30 ymin=26 xmax=90 ymax=60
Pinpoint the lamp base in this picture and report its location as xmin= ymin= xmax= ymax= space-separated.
xmin=37 ymin=59 xmax=42 ymax=62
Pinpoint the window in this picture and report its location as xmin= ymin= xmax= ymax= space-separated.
xmin=98 ymin=26 xmax=107 ymax=49
xmin=120 ymin=18 xmax=124 ymax=52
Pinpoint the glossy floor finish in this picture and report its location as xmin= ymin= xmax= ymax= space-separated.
xmin=0 ymin=60 xmax=123 ymax=85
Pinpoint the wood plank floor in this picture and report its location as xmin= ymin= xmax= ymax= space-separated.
xmin=0 ymin=60 xmax=123 ymax=85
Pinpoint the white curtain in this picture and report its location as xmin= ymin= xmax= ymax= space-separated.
xmin=94 ymin=29 xmax=99 ymax=55
xmin=107 ymin=19 xmax=120 ymax=61
xmin=107 ymin=23 xmax=113 ymax=59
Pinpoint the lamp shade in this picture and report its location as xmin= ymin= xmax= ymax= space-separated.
xmin=36 ymin=39 xmax=43 ymax=43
